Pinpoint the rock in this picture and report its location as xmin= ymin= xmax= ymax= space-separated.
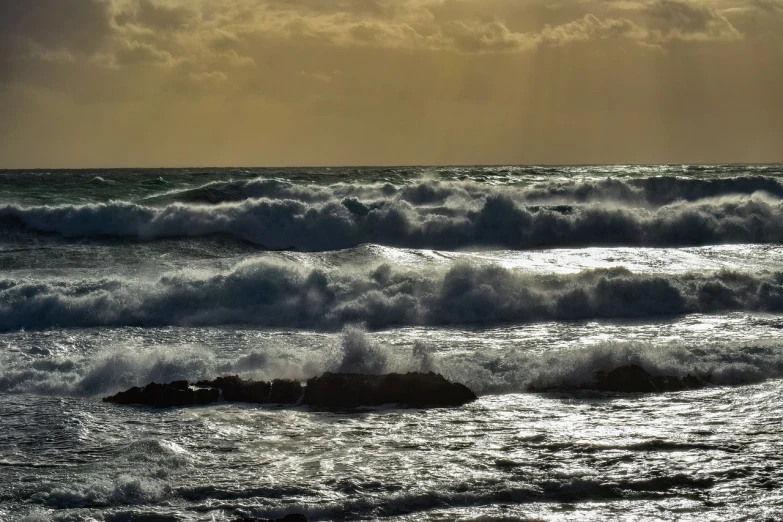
xmin=595 ymin=364 xmax=709 ymax=393
xmin=104 ymin=372 xmax=475 ymax=409
xmin=270 ymin=379 xmax=303 ymax=404
xmin=196 ymin=376 xmax=271 ymax=403
xmin=302 ymin=371 xmax=477 ymax=409
xmin=103 ymin=381 xmax=221 ymax=408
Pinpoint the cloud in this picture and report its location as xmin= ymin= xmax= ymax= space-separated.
xmin=1 ymin=0 xmax=782 ymax=167
xmin=111 ymin=39 xmax=178 ymax=66
xmin=0 ymin=0 xmax=112 ymax=56
xmin=435 ymin=20 xmax=534 ymax=53
xmin=133 ymin=0 xmax=200 ymax=30
xmin=538 ymin=14 xmax=646 ymax=46
xmin=0 ymin=0 xmax=764 ymax=73
xmin=751 ymin=0 xmax=783 ymax=12
xmin=645 ymin=0 xmax=742 ymax=41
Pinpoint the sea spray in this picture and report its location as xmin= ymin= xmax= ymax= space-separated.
xmin=3 ymin=190 xmax=783 ymax=251
xmin=2 ymin=261 xmax=782 ymax=331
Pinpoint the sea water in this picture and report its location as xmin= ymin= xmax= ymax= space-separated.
xmin=1 ymin=166 xmax=782 ymax=521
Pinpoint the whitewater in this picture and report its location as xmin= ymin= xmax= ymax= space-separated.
xmin=1 ymin=165 xmax=782 ymax=521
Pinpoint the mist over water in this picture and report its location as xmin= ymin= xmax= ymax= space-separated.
xmin=2 ymin=166 xmax=783 ymax=521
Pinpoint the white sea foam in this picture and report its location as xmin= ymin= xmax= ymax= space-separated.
xmin=163 ymin=175 xmax=783 ymax=206
xmin=26 ymin=475 xmax=172 ymax=509
xmin=2 ymin=327 xmax=782 ymax=397
xmin=3 ymin=167 xmax=783 ymax=522
xmin=2 ymin=187 xmax=783 ymax=251
xmin=1 ymin=258 xmax=781 ymax=332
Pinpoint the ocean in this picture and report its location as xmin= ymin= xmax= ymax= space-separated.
xmin=1 ymin=165 xmax=782 ymax=521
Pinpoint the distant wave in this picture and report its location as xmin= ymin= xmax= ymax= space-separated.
xmin=2 ymin=260 xmax=782 ymax=332
xmin=155 ymin=175 xmax=783 ymax=206
xmin=2 ymin=191 xmax=783 ymax=250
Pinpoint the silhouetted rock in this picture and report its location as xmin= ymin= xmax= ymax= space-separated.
xmin=104 ymin=381 xmax=221 ymax=408
xmin=196 ymin=376 xmax=271 ymax=403
xmin=104 ymin=372 xmax=475 ymax=409
xmin=270 ymin=379 xmax=303 ymax=403
xmin=302 ymin=371 xmax=477 ymax=408
xmin=595 ymin=364 xmax=709 ymax=393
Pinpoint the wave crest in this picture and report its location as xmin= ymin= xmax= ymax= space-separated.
xmin=3 ymin=191 xmax=783 ymax=251
xmin=3 ymin=325 xmax=783 ymax=397
xmin=1 ymin=260 xmax=782 ymax=332
xmin=157 ymin=175 xmax=783 ymax=207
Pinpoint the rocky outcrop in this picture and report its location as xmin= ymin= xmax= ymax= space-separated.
xmin=270 ymin=378 xmax=304 ymax=404
xmin=195 ymin=376 xmax=271 ymax=403
xmin=595 ymin=364 xmax=709 ymax=393
xmin=104 ymin=372 xmax=477 ymax=409
xmin=104 ymin=376 xmax=302 ymax=408
xmin=303 ymin=371 xmax=477 ymax=408
xmin=104 ymin=381 xmax=221 ymax=408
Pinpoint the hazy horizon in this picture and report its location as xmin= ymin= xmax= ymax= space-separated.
xmin=4 ymin=162 xmax=783 ymax=172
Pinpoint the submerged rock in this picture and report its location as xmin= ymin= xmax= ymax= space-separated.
xmin=595 ymin=364 xmax=709 ymax=393
xmin=104 ymin=372 xmax=476 ymax=409
xmin=303 ymin=371 xmax=477 ymax=408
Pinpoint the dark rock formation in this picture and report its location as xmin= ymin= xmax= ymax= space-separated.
xmin=270 ymin=379 xmax=303 ymax=404
xmin=303 ymin=371 xmax=477 ymax=408
xmin=104 ymin=376 xmax=301 ymax=408
xmin=104 ymin=381 xmax=221 ymax=408
xmin=595 ymin=364 xmax=709 ymax=393
xmin=104 ymin=372 xmax=476 ymax=409
xmin=196 ymin=376 xmax=271 ymax=403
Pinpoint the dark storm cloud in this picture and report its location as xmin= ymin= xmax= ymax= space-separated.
xmin=0 ymin=0 xmax=112 ymax=55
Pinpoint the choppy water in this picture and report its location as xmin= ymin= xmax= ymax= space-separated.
xmin=1 ymin=166 xmax=782 ymax=521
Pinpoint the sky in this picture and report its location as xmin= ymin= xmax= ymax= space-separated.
xmin=1 ymin=0 xmax=782 ymax=167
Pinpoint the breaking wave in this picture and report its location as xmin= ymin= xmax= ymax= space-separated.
xmin=2 ymin=260 xmax=782 ymax=332
xmin=22 ymin=475 xmax=173 ymax=509
xmin=2 ymin=325 xmax=782 ymax=398
xmin=2 ymin=190 xmax=783 ymax=251
xmin=444 ymin=339 xmax=783 ymax=395
xmin=156 ymin=175 xmax=783 ymax=207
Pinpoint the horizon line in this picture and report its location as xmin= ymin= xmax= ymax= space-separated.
xmin=2 ymin=162 xmax=783 ymax=171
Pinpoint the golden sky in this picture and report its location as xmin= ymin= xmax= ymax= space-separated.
xmin=1 ymin=0 xmax=782 ymax=167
